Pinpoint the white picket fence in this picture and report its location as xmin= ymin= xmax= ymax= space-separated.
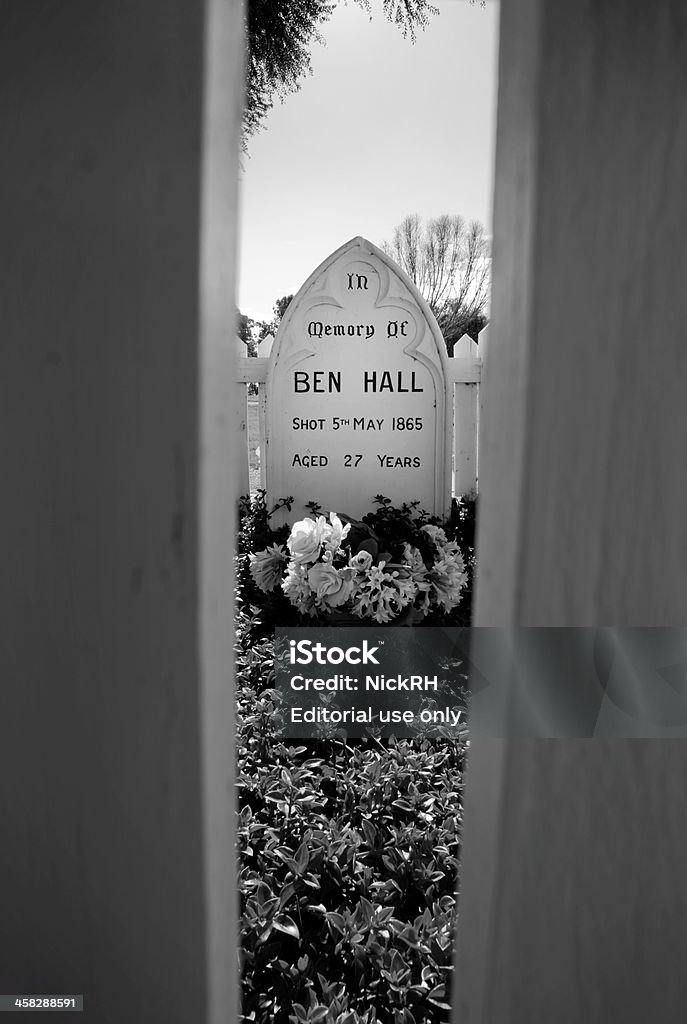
xmin=234 ymin=332 xmax=483 ymax=502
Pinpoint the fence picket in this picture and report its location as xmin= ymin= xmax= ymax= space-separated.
xmin=258 ymin=383 xmax=268 ymax=491
xmin=451 ymin=335 xmax=481 ymax=498
xmin=235 ymin=339 xmax=250 ymax=496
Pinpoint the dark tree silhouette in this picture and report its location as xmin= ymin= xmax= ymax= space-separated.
xmin=244 ymin=1 xmax=442 ymax=149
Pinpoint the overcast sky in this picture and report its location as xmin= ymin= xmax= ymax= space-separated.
xmin=237 ymin=0 xmax=500 ymax=323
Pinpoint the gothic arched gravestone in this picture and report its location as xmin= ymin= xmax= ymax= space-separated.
xmin=266 ymin=236 xmax=451 ymax=521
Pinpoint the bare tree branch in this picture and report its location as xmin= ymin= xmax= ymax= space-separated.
xmin=382 ymin=213 xmax=491 ymax=354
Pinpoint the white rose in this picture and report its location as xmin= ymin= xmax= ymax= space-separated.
xmin=349 ymin=550 xmax=373 ymax=572
xmin=421 ymin=523 xmax=448 ymax=546
xmin=287 ymin=516 xmax=327 ymax=565
xmin=307 ymin=563 xmax=355 ymax=608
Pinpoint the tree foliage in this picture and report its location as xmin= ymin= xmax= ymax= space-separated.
xmin=381 ymin=213 xmax=490 ymax=354
xmin=237 ymin=309 xmax=258 ymax=356
xmin=244 ymin=0 xmax=439 ymax=149
xmin=267 ymin=293 xmax=294 ymax=334
xmin=258 ymin=293 xmax=294 ymax=343
xmin=237 ymin=295 xmax=294 ymax=358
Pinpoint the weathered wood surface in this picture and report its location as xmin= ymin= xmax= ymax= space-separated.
xmin=456 ymin=2 xmax=687 ymax=1022
xmin=0 ymin=2 xmax=242 ymax=1021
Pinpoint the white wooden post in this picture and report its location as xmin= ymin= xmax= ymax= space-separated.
xmin=476 ymin=324 xmax=488 ymax=430
xmin=235 ymin=336 xmax=250 ymax=497
xmin=455 ymin=1 xmax=687 ymax=1022
xmin=451 ymin=334 xmax=480 ymax=497
xmin=0 ymin=2 xmax=242 ymax=1020
xmin=258 ymin=382 xmax=268 ymax=490
xmin=256 ymin=332 xmax=273 ymax=489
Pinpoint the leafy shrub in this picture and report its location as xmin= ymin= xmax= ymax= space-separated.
xmin=236 ymin=611 xmax=467 ymax=1024
xmin=236 ymin=492 xmax=473 ymax=1022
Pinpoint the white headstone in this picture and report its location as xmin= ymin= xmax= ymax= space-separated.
xmin=266 ymin=236 xmax=451 ymax=521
